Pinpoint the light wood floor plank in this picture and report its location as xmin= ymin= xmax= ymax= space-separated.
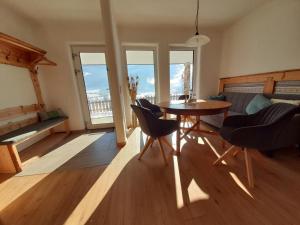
xmin=0 ymin=126 xmax=300 ymax=225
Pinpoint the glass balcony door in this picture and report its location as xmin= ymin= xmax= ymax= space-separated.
xmin=72 ymin=46 xmax=114 ymax=129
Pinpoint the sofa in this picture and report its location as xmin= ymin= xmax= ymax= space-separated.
xmin=201 ymin=92 xmax=300 ymax=129
xmin=202 ymin=92 xmax=300 ymax=152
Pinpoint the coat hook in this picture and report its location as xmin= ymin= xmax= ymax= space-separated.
xmin=17 ymin=53 xmax=22 ymax=62
xmin=5 ymin=51 xmax=11 ymax=60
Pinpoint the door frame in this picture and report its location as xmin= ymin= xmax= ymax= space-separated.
xmin=71 ymin=45 xmax=114 ymax=129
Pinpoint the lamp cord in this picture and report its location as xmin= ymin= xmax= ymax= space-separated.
xmin=194 ymin=0 xmax=199 ymax=35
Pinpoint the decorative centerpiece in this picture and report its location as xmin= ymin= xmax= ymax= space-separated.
xmin=127 ymin=75 xmax=139 ymax=103
xmin=127 ymin=75 xmax=139 ymax=127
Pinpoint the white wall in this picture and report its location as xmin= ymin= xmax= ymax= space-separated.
xmin=0 ymin=3 xmax=49 ymax=151
xmin=220 ymin=0 xmax=300 ymax=77
xmin=37 ymin=22 xmax=222 ymax=130
xmin=0 ymin=3 xmax=41 ymax=46
xmin=36 ymin=22 xmax=105 ymax=131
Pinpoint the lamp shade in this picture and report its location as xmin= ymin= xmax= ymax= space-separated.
xmin=186 ymin=34 xmax=210 ymax=47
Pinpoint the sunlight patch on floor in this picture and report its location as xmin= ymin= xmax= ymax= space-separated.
xmin=22 ymin=155 xmax=41 ymax=165
xmin=204 ymin=137 xmax=227 ymax=165
xmin=197 ymin=136 xmax=205 ymax=145
xmin=187 ymin=179 xmax=209 ymax=202
xmin=0 ymin=174 xmax=48 ymax=212
xmin=17 ymin=133 xmax=103 ymax=175
xmin=171 ymin=132 xmax=187 ymax=149
xmin=173 ymin=155 xmax=184 ymax=209
xmin=229 ymin=172 xmax=253 ymax=198
xmin=63 ymin=128 xmax=141 ymax=225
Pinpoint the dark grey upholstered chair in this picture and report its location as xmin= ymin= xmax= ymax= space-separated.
xmin=131 ymin=105 xmax=179 ymax=165
xmin=213 ymin=103 xmax=300 ymax=187
xmin=136 ymin=98 xmax=164 ymax=118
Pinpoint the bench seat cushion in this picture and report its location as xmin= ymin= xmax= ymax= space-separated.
xmin=0 ymin=117 xmax=67 ymax=145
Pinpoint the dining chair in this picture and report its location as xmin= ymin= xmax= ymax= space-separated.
xmin=136 ymin=98 xmax=164 ymax=118
xmin=178 ymin=94 xmax=190 ymax=101
xmin=213 ymin=103 xmax=300 ymax=187
xmin=131 ymin=105 xmax=179 ymax=165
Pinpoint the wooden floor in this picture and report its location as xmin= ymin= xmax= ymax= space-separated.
xmin=0 ymin=126 xmax=300 ymax=225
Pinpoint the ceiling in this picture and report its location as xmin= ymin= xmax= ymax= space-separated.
xmin=3 ymin=0 xmax=271 ymax=28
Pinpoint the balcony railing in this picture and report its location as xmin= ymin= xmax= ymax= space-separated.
xmin=87 ymin=94 xmax=182 ymax=118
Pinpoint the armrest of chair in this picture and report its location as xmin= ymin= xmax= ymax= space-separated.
xmin=230 ymin=121 xmax=289 ymax=149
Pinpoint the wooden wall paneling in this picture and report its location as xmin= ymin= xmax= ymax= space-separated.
xmin=0 ymin=104 xmax=39 ymax=121
xmin=220 ymin=72 xmax=284 ymax=85
xmin=219 ymin=79 xmax=225 ymax=92
xmin=219 ymin=69 xmax=300 ymax=93
xmin=0 ymin=117 xmax=38 ymax=136
xmin=263 ymin=77 xmax=275 ymax=94
xmin=284 ymin=70 xmax=300 ymax=80
xmin=29 ymin=67 xmax=45 ymax=110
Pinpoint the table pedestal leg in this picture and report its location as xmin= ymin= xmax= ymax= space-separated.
xmin=222 ymin=110 xmax=229 ymax=148
xmin=163 ymin=111 xmax=167 ymax=119
xmin=176 ymin=115 xmax=181 ymax=155
xmin=196 ymin=116 xmax=201 ymax=129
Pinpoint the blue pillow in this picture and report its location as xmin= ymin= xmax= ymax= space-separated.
xmin=208 ymin=95 xmax=226 ymax=101
xmin=246 ymin=94 xmax=272 ymax=114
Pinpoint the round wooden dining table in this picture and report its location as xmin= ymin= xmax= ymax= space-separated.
xmin=158 ymin=99 xmax=232 ymax=155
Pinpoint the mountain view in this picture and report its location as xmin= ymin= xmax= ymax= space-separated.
xmin=82 ymin=64 xmax=190 ymax=100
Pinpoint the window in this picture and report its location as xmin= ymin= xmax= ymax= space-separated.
xmin=125 ymin=49 xmax=157 ymax=103
xmin=169 ymin=50 xmax=195 ymax=100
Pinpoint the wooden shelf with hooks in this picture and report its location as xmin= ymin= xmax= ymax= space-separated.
xmin=0 ymin=32 xmax=56 ymax=69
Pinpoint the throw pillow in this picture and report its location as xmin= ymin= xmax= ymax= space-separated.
xmin=271 ymin=98 xmax=300 ymax=106
xmin=47 ymin=110 xmax=60 ymax=119
xmin=38 ymin=111 xmax=49 ymax=121
xmin=208 ymin=95 xmax=226 ymax=101
xmin=246 ymin=94 xmax=272 ymax=114
xmin=56 ymin=108 xmax=66 ymax=117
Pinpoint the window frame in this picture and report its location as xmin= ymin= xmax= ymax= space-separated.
xmin=168 ymin=46 xmax=198 ymax=97
xmin=123 ymin=46 xmax=159 ymax=103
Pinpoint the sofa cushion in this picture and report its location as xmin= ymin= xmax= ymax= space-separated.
xmin=246 ymin=94 xmax=272 ymax=114
xmin=201 ymin=111 xmax=243 ymax=128
xmin=220 ymin=92 xmax=257 ymax=114
xmin=271 ymin=98 xmax=300 ymax=106
xmin=0 ymin=117 xmax=67 ymax=144
xmin=208 ymin=95 xmax=226 ymax=101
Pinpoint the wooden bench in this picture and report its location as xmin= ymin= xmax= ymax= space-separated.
xmin=0 ymin=104 xmax=70 ymax=173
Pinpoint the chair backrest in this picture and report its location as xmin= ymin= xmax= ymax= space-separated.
xmin=131 ymin=104 xmax=158 ymax=137
xmin=136 ymin=98 xmax=153 ymax=108
xmin=253 ymin=103 xmax=300 ymax=125
xmin=178 ymin=95 xmax=190 ymax=100
xmin=136 ymin=98 xmax=161 ymax=113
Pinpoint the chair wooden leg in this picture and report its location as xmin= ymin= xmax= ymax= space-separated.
xmin=221 ymin=140 xmax=225 ymax=149
xmin=158 ymin=138 xmax=168 ymax=165
xmin=213 ymin=145 xmax=236 ymax=165
xmin=244 ymin=148 xmax=254 ymax=188
xmin=232 ymin=148 xmax=242 ymax=157
xmin=138 ymin=137 xmax=154 ymax=160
